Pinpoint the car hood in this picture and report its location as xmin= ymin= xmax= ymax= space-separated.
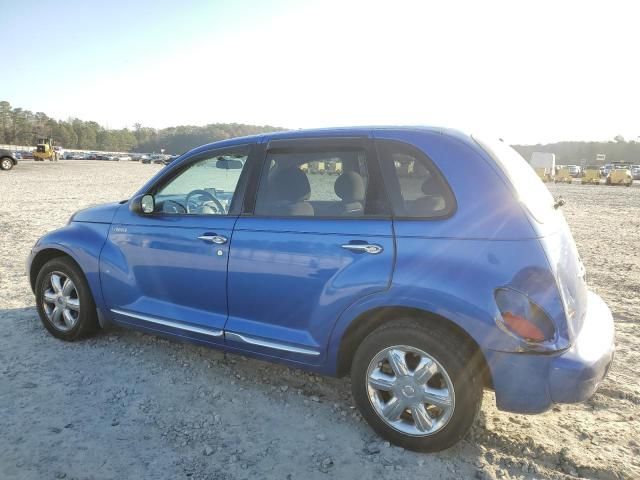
xmin=71 ymin=202 xmax=122 ymax=224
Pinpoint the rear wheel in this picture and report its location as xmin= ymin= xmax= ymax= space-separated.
xmin=1 ymin=157 xmax=13 ymax=170
xmin=351 ymin=318 xmax=483 ymax=452
xmin=35 ymin=257 xmax=99 ymax=341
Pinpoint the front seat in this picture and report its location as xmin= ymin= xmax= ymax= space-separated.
xmin=334 ymin=171 xmax=365 ymax=216
xmin=266 ymin=167 xmax=314 ymax=216
xmin=410 ymin=176 xmax=447 ymax=216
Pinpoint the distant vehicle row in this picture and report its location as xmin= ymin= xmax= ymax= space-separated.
xmin=529 ymin=152 xmax=636 ymax=186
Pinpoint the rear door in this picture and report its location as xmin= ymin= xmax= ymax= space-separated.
xmin=225 ymin=137 xmax=394 ymax=363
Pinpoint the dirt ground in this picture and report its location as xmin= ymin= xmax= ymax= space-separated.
xmin=0 ymin=161 xmax=638 ymax=480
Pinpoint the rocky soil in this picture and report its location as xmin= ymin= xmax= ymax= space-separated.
xmin=0 ymin=161 xmax=638 ymax=479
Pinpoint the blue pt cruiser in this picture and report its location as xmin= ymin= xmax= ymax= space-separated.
xmin=27 ymin=127 xmax=614 ymax=451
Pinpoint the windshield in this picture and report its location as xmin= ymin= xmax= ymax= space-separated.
xmin=474 ymin=136 xmax=555 ymax=223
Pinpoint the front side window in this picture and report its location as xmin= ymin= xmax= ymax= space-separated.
xmin=254 ymin=148 xmax=383 ymax=217
xmin=154 ymin=148 xmax=249 ymax=215
xmin=377 ymin=140 xmax=455 ymax=218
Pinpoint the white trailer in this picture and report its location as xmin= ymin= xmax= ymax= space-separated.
xmin=530 ymin=152 xmax=556 ymax=182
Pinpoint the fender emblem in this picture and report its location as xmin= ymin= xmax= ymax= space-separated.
xmin=113 ymin=226 xmax=128 ymax=233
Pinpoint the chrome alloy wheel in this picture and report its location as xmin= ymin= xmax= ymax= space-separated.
xmin=42 ymin=271 xmax=80 ymax=332
xmin=366 ymin=345 xmax=455 ymax=436
xmin=1 ymin=158 xmax=12 ymax=170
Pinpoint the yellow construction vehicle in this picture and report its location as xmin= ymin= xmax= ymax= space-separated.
xmin=581 ymin=166 xmax=601 ymax=185
xmin=606 ymin=164 xmax=633 ymax=186
xmin=33 ymin=138 xmax=58 ymax=162
xmin=554 ymin=166 xmax=573 ymax=183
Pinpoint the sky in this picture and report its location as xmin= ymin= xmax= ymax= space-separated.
xmin=1 ymin=0 xmax=638 ymax=144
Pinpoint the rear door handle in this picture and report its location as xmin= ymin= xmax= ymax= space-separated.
xmin=198 ymin=234 xmax=228 ymax=244
xmin=341 ymin=243 xmax=383 ymax=254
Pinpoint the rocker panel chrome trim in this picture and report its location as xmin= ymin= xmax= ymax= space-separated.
xmin=110 ymin=308 xmax=224 ymax=337
xmin=225 ymin=331 xmax=320 ymax=356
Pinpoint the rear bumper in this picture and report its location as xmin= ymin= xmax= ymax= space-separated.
xmin=487 ymin=290 xmax=614 ymax=413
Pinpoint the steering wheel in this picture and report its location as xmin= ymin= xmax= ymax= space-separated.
xmin=186 ymin=189 xmax=225 ymax=214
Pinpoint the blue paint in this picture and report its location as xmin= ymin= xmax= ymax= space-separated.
xmin=27 ymin=126 xmax=614 ymax=414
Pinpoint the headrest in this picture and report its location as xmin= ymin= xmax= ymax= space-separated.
xmin=270 ymin=168 xmax=311 ymax=203
xmin=421 ymin=176 xmax=445 ymax=195
xmin=334 ymin=171 xmax=365 ymax=202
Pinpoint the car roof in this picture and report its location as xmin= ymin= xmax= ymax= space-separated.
xmin=186 ymin=125 xmax=471 ymax=157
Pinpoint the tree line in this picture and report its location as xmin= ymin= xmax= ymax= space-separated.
xmin=0 ymin=100 xmax=283 ymax=154
xmin=2 ymin=100 xmax=638 ymax=162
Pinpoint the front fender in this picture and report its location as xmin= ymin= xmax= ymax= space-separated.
xmin=28 ymin=222 xmax=111 ymax=316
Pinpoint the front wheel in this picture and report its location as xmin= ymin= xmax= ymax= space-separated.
xmin=35 ymin=257 xmax=99 ymax=341
xmin=351 ymin=319 xmax=483 ymax=452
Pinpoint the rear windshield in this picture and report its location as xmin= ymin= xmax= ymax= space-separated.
xmin=474 ymin=136 xmax=554 ymax=223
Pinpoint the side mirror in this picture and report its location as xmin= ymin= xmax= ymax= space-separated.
xmin=130 ymin=194 xmax=155 ymax=214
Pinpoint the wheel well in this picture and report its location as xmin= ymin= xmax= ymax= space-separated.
xmin=29 ymin=248 xmax=72 ymax=292
xmin=336 ymin=306 xmax=493 ymax=388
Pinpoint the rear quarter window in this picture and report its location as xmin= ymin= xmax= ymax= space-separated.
xmin=376 ymin=140 xmax=455 ymax=219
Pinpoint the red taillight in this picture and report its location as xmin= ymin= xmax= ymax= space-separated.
xmin=495 ymin=288 xmax=556 ymax=344
xmin=501 ymin=312 xmax=545 ymax=342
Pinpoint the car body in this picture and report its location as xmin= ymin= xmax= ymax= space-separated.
xmin=0 ymin=148 xmax=19 ymax=170
xmin=606 ymin=165 xmax=633 ymax=186
xmin=118 ymin=155 xmax=133 ymax=161
xmin=581 ymin=166 xmax=601 ymax=184
xmin=631 ymin=165 xmax=640 ymax=180
xmin=27 ymin=127 xmax=614 ymax=452
xmin=567 ymin=165 xmax=581 ymax=177
xmin=19 ymin=150 xmax=34 ymax=159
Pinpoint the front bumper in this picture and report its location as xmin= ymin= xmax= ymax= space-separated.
xmin=487 ymin=290 xmax=614 ymax=413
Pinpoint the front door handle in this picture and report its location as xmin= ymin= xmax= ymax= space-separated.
xmin=198 ymin=234 xmax=228 ymax=244
xmin=341 ymin=243 xmax=383 ymax=254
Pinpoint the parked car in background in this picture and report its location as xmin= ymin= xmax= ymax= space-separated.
xmin=140 ymin=156 xmax=151 ymax=164
xmin=0 ymin=148 xmax=19 ymax=170
xmin=27 ymin=127 xmax=614 ymax=452
xmin=19 ymin=150 xmax=34 ymax=159
xmin=162 ymin=155 xmax=179 ymax=165
xmin=602 ymin=163 xmax=614 ymax=177
xmin=568 ymin=165 xmax=582 ymax=177
xmin=632 ymin=165 xmax=640 ymax=180
xmin=118 ymin=155 xmax=132 ymax=161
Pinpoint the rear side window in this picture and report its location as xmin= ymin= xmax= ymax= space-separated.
xmin=255 ymin=148 xmax=386 ymax=217
xmin=376 ymin=140 xmax=455 ymax=218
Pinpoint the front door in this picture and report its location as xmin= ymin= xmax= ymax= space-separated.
xmin=100 ymin=145 xmax=253 ymax=344
xmin=225 ymin=137 xmax=394 ymax=363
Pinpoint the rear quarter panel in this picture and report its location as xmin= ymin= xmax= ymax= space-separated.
xmin=326 ymin=129 xmax=568 ymax=373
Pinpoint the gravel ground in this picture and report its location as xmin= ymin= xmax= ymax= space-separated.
xmin=0 ymin=161 xmax=638 ymax=480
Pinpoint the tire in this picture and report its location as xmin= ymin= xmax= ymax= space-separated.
xmin=1 ymin=157 xmax=13 ymax=170
xmin=35 ymin=257 xmax=99 ymax=341
xmin=351 ymin=318 xmax=483 ymax=452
